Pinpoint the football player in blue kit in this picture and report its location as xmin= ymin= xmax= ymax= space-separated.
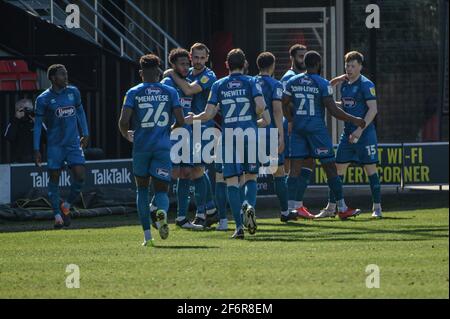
xmin=161 ymin=48 xmax=203 ymax=230
xmin=318 ymin=51 xmax=382 ymax=218
xmin=119 ymin=54 xmax=185 ymax=246
xmin=186 ymin=49 xmax=270 ymax=239
xmin=33 ymin=64 xmax=89 ymax=229
xmin=283 ymin=51 xmax=365 ymax=220
xmin=163 ymin=43 xmax=219 ymax=228
xmin=254 ymin=52 xmax=298 ymax=222
xmin=280 ymin=44 xmax=316 ymax=219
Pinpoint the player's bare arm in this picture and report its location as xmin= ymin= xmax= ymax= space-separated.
xmin=254 ymin=95 xmax=267 ymax=116
xmin=350 ymin=99 xmax=378 ymax=143
xmin=187 ymin=103 xmax=217 ymax=124
xmin=118 ymin=107 xmax=133 ymax=142
xmin=170 ymin=71 xmax=203 ymax=96
xmin=257 ymin=109 xmax=271 ymax=128
xmin=272 ymin=100 xmax=285 ymax=153
xmin=323 ymin=96 xmax=366 ymax=129
xmin=172 ymin=107 xmax=186 ymax=129
xmin=330 ymin=74 xmax=349 ymax=87
xmin=282 ymin=95 xmax=294 ymax=123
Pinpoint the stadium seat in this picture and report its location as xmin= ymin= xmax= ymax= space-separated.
xmin=9 ymin=60 xmax=30 ymax=73
xmin=0 ymin=60 xmax=38 ymax=90
xmin=0 ymin=60 xmax=11 ymax=73
xmin=0 ymin=73 xmax=18 ymax=90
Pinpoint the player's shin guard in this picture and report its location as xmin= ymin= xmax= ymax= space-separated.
xmin=177 ymin=178 xmax=190 ymax=218
xmin=215 ymin=182 xmax=228 ymax=219
xmin=137 ymin=187 xmax=150 ymax=231
xmin=48 ymin=180 xmax=61 ymax=216
xmin=193 ymin=176 xmax=206 ymax=214
xmin=244 ymin=180 xmax=257 ymax=208
xmin=296 ymin=168 xmax=312 ymax=202
xmin=328 ymin=175 xmax=344 ymax=204
xmin=227 ymin=186 xmax=243 ymax=229
xmin=154 ymin=191 xmax=169 ymax=213
xmin=67 ymin=180 xmax=84 ymax=205
xmin=274 ymin=176 xmax=288 ymax=212
xmin=368 ymin=173 xmax=381 ymax=205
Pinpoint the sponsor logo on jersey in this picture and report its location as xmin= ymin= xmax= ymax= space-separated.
xmin=370 ymin=87 xmax=376 ymax=96
xmin=342 ymin=97 xmax=357 ymax=108
xmin=180 ymin=97 xmax=192 ymax=108
xmin=156 ymin=168 xmax=170 ymax=178
xmin=200 ymin=75 xmax=209 ymax=84
xmin=255 ymin=83 xmax=262 ymax=92
xmin=145 ymin=87 xmax=162 ymax=95
xmin=300 ymin=77 xmax=313 ymax=85
xmin=276 ymin=88 xmax=283 ymax=98
xmin=227 ymin=80 xmax=242 ymax=89
xmin=316 ymin=148 xmax=330 ymax=155
xmin=55 ymin=106 xmax=76 ymax=118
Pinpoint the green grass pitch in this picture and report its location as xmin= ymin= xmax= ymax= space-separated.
xmin=0 ymin=208 xmax=448 ymax=298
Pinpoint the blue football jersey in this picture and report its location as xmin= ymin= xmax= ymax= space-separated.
xmin=187 ymin=67 xmax=217 ymax=124
xmin=161 ymin=76 xmax=193 ymax=118
xmin=340 ymin=75 xmax=377 ymax=134
xmin=123 ymin=82 xmax=181 ymax=153
xmin=283 ymin=73 xmax=333 ymax=130
xmin=208 ymin=73 xmax=263 ymax=131
xmin=280 ymin=69 xmax=300 ymax=90
xmin=254 ymin=75 xmax=283 ymax=130
xmin=34 ymin=85 xmax=86 ymax=148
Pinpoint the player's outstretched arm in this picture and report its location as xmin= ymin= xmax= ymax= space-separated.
xmin=323 ymin=96 xmax=366 ymax=129
xmin=118 ymin=107 xmax=133 ymax=142
xmin=170 ymin=71 xmax=203 ymax=96
xmin=330 ymin=74 xmax=348 ymax=87
xmin=188 ymin=104 xmax=217 ymax=124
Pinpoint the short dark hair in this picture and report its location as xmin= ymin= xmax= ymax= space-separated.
xmin=169 ymin=48 xmax=190 ymax=65
xmin=289 ymin=44 xmax=307 ymax=57
xmin=345 ymin=51 xmax=364 ymax=64
xmin=190 ymin=42 xmax=210 ymax=55
xmin=227 ymin=48 xmax=246 ymax=71
xmin=304 ymin=51 xmax=322 ymax=69
xmin=139 ymin=54 xmax=161 ymax=70
xmin=256 ymin=52 xmax=275 ymax=70
xmin=47 ymin=64 xmax=66 ymax=80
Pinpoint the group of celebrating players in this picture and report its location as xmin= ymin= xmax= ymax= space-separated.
xmin=33 ymin=42 xmax=382 ymax=246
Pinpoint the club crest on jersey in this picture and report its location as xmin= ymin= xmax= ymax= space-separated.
xmin=227 ymin=80 xmax=242 ymax=89
xmin=68 ymin=93 xmax=74 ymax=101
xmin=156 ymin=168 xmax=170 ymax=178
xmin=55 ymin=106 xmax=75 ymax=118
xmin=145 ymin=87 xmax=162 ymax=95
xmin=370 ymin=87 xmax=376 ymax=96
xmin=352 ymin=86 xmax=359 ymax=93
xmin=315 ymin=148 xmax=330 ymax=155
xmin=342 ymin=97 xmax=356 ymax=108
xmin=200 ymin=75 xmax=209 ymax=84
xmin=50 ymin=99 xmax=56 ymax=104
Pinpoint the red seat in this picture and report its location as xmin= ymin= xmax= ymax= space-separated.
xmin=0 ymin=73 xmax=18 ymax=90
xmin=0 ymin=61 xmax=11 ymax=73
xmin=9 ymin=60 xmax=30 ymax=73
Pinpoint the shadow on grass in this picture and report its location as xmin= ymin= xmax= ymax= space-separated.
xmin=154 ymin=245 xmax=219 ymax=250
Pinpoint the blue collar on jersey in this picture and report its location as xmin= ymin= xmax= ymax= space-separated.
xmin=230 ymin=72 xmax=243 ymax=76
xmin=346 ymin=75 xmax=362 ymax=86
xmin=50 ymin=86 xmax=67 ymax=94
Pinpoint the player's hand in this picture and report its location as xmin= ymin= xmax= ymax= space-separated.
xmin=163 ymin=69 xmax=174 ymax=78
xmin=80 ymin=136 xmax=89 ymax=148
xmin=278 ymin=135 xmax=285 ymax=154
xmin=185 ymin=113 xmax=194 ymax=125
xmin=34 ymin=150 xmax=42 ymax=167
xmin=288 ymin=122 xmax=293 ymax=135
xmin=126 ymin=130 xmax=134 ymax=143
xmin=336 ymin=74 xmax=349 ymax=83
xmin=15 ymin=109 xmax=25 ymax=119
xmin=349 ymin=128 xmax=362 ymax=144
